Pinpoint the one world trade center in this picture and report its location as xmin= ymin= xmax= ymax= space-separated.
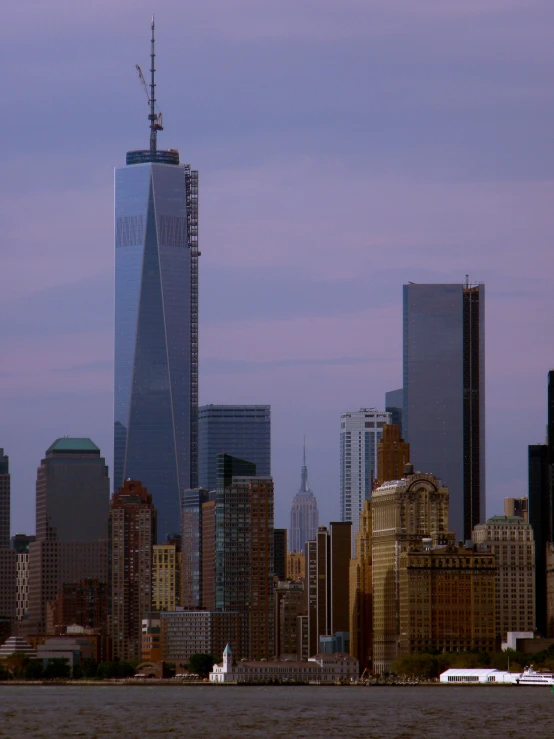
xmin=114 ymin=19 xmax=198 ymax=540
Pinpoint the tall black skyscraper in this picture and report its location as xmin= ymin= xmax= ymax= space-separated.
xmin=114 ymin=20 xmax=199 ymax=541
xmin=403 ymin=281 xmax=485 ymax=541
xmin=528 ymin=370 xmax=554 ymax=635
xmin=0 ymin=449 xmax=16 ymax=635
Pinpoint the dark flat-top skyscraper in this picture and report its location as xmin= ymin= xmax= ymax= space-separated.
xmin=403 ymin=281 xmax=485 ymax=541
xmin=114 ymin=20 xmax=199 ymax=541
xmin=198 ymin=405 xmax=270 ymax=491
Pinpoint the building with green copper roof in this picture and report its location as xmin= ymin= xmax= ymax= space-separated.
xmin=46 ymin=438 xmax=100 ymax=455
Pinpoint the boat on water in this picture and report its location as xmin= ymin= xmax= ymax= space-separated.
xmin=515 ymin=666 xmax=554 ymax=686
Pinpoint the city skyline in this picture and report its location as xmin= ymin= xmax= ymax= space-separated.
xmin=2 ymin=2 xmax=554 ymax=535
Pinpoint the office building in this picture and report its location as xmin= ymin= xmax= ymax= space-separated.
xmin=398 ymin=543 xmax=497 ymax=658
xmin=289 ymin=442 xmax=319 ymax=553
xmin=306 ymin=523 xmax=351 ymax=658
xmin=215 ymin=455 xmax=275 ymax=659
xmin=47 ymin=579 xmax=108 ymax=634
xmin=286 ymin=551 xmax=305 ymax=580
xmin=385 ymin=388 xmax=403 ymax=430
xmin=274 ymin=529 xmax=288 ymax=580
xmin=403 ymin=281 xmax=485 ymax=541
xmin=11 ymin=535 xmax=35 ymax=623
xmin=349 ymin=500 xmax=372 ymax=671
xmin=529 ymin=444 xmax=550 ymax=635
xmin=474 ymin=516 xmax=535 ymax=640
xmin=546 ymin=544 xmax=554 ymax=637
xmin=376 ymin=424 xmax=410 ymax=487
xmin=274 ymin=579 xmax=304 ymax=658
xmin=152 ymin=540 xmax=181 ymax=612
xmin=372 ymin=470 xmax=450 ymax=674
xmin=159 ymin=610 xmax=245 ymax=662
xmin=340 ymin=409 xmax=391 ymax=556
xmin=529 ymin=371 xmax=554 ymax=635
xmin=504 ymin=497 xmax=529 ymax=522
xmin=0 ymin=450 xmax=15 ymax=635
xmin=114 ymin=21 xmax=199 ymax=541
xmin=198 ymin=405 xmax=271 ymax=491
xmin=181 ymin=488 xmax=210 ymax=608
xmin=109 ymin=480 xmax=157 ymax=661
xmin=27 ymin=438 xmax=110 ymax=634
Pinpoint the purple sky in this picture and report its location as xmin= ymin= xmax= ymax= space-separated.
xmin=2 ymin=0 xmax=554 ymax=534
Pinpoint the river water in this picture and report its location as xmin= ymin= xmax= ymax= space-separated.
xmin=0 ymin=685 xmax=552 ymax=738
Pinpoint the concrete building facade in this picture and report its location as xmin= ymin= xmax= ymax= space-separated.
xmin=376 ymin=425 xmax=410 ymax=487
xmin=152 ymin=541 xmax=181 ymax=612
xmin=473 ymin=516 xmax=535 ymax=640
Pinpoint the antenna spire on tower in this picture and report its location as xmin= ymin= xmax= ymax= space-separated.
xmin=149 ymin=16 xmax=157 ymax=152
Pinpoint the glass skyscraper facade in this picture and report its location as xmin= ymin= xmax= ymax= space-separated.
xmin=198 ymin=405 xmax=271 ymax=491
xmin=340 ymin=408 xmax=391 ymax=556
xmin=403 ymin=282 xmax=485 ymax=541
xmin=114 ymin=150 xmax=198 ymax=542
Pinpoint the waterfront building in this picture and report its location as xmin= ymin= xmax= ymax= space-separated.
xmin=198 ymin=405 xmax=271 ymax=491
xmin=274 ymin=579 xmax=304 ymax=658
xmin=376 ymin=424 xmax=410 ymax=487
xmin=340 ymin=409 xmax=391 ymax=556
xmin=274 ymin=529 xmax=288 ymax=580
xmin=286 ymin=551 xmax=305 ymax=580
xmin=403 ymin=281 xmax=485 ymax=541
xmin=108 ymin=480 xmax=157 ymax=661
xmin=473 ymin=516 xmax=535 ymax=640
xmin=152 ymin=540 xmax=181 ymax=612
xmin=306 ymin=523 xmax=351 ymax=658
xmin=114 ymin=20 xmax=199 ymax=541
xmin=0 ymin=450 xmax=15 ymax=635
xmin=372 ymin=469 xmax=450 ymax=674
xmin=349 ymin=500 xmax=372 ymax=671
xmin=0 ymin=636 xmax=37 ymax=659
xmin=289 ymin=441 xmax=319 ymax=554
xmin=159 ymin=610 xmax=244 ymax=663
xmin=398 ymin=542 xmax=497 ymax=658
xmin=504 ymin=497 xmax=529 ymax=522
xmin=210 ymin=644 xmax=359 ymax=683
xmin=27 ymin=439 xmax=109 ymax=634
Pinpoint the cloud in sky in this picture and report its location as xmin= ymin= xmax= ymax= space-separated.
xmin=1 ymin=0 xmax=554 ymax=532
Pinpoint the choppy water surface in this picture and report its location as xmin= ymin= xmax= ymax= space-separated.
xmin=0 ymin=685 xmax=552 ymax=738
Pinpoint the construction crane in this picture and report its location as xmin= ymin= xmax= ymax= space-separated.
xmin=136 ymin=17 xmax=163 ymax=152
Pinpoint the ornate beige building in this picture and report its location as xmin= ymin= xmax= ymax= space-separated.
xmin=473 ymin=515 xmax=535 ymax=640
xmin=372 ymin=470 xmax=450 ymax=674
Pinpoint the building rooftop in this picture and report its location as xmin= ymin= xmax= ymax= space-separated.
xmin=484 ymin=515 xmax=529 ymax=525
xmin=46 ymin=438 xmax=100 ymax=454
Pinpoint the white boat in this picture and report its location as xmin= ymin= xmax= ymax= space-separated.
xmin=515 ymin=666 xmax=554 ymax=686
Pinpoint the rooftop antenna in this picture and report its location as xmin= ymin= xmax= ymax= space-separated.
xmin=135 ymin=16 xmax=163 ymax=153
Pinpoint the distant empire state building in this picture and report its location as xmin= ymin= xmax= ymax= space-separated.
xmin=289 ymin=441 xmax=319 ymax=553
xmin=114 ymin=19 xmax=199 ymax=541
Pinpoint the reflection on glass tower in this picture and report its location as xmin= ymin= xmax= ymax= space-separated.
xmin=114 ymin=19 xmax=199 ymax=541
